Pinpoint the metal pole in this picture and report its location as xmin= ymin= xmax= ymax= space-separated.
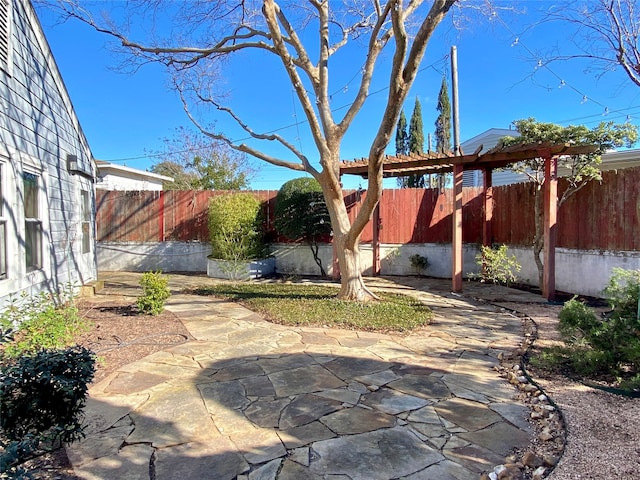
xmin=451 ymin=45 xmax=463 ymax=292
xmin=451 ymin=46 xmax=460 ymax=156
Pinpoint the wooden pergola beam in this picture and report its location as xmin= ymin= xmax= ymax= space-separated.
xmin=339 ymin=143 xmax=598 ymax=178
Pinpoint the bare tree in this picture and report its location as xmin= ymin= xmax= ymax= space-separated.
xmin=149 ymin=127 xmax=256 ymax=190
xmin=535 ymin=0 xmax=640 ymax=87
xmin=47 ymin=0 xmax=457 ymax=300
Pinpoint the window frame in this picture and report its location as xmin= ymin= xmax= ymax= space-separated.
xmin=0 ymin=161 xmax=6 ymax=280
xmin=81 ymin=189 xmax=91 ymax=254
xmin=23 ymin=170 xmax=42 ymax=271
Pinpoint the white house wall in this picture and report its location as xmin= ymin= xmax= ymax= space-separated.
xmin=0 ymin=0 xmax=97 ymax=309
xmin=97 ymin=172 xmax=164 ymax=191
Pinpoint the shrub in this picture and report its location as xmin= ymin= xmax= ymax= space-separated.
xmin=0 ymin=346 xmax=95 ymax=443
xmin=472 ymin=244 xmax=521 ymax=286
xmin=0 ymin=346 xmax=95 ymax=476
xmin=136 ymin=271 xmax=171 ymax=315
xmin=208 ymin=193 xmax=266 ymax=261
xmin=602 ymin=267 xmax=640 ymax=320
xmin=409 ymin=254 xmax=429 ymax=274
xmin=274 ymin=178 xmax=331 ymax=276
xmin=558 ymin=297 xmax=601 ymax=345
xmin=0 ymin=285 xmax=88 ymax=358
xmin=553 ymin=268 xmax=640 ymax=383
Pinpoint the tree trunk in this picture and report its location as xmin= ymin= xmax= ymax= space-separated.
xmin=319 ymin=169 xmax=379 ymax=301
xmin=533 ymin=185 xmax=544 ymax=288
xmin=334 ymin=232 xmax=379 ymax=301
xmin=308 ymin=241 xmax=327 ymax=277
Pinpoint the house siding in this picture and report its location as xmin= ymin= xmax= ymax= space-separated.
xmin=0 ymin=0 xmax=96 ymax=308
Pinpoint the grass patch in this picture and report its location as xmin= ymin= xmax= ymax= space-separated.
xmin=190 ymin=282 xmax=432 ymax=332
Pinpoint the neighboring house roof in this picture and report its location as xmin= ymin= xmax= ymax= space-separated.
xmin=598 ymin=148 xmax=640 ymax=171
xmin=460 ymin=128 xmax=517 ymax=155
xmin=96 ymin=161 xmax=174 ymax=190
xmin=460 ymin=128 xmax=640 ymax=187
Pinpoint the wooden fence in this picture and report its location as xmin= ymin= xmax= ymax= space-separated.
xmin=96 ymin=166 xmax=640 ymax=251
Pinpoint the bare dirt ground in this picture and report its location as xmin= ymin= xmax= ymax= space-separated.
xmin=14 ymin=295 xmax=640 ymax=479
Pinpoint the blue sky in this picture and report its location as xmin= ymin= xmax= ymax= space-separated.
xmin=35 ymin=2 xmax=639 ymax=190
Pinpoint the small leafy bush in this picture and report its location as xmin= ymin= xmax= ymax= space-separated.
xmin=472 ymin=244 xmax=521 ymax=286
xmin=558 ymin=298 xmax=601 ymax=344
xmin=208 ymin=193 xmax=266 ymax=261
xmin=549 ymin=268 xmax=640 ymax=388
xmin=602 ymin=267 xmax=640 ymax=320
xmin=136 ymin=271 xmax=171 ymax=315
xmin=0 ymin=347 xmax=95 ymax=476
xmin=409 ymin=254 xmax=429 ymax=273
xmin=0 ymin=285 xmax=88 ymax=358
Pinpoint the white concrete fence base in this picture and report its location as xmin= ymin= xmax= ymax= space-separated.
xmin=97 ymin=241 xmax=640 ymax=298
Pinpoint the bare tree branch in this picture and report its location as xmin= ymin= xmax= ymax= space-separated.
xmin=40 ymin=0 xmax=460 ymax=300
xmin=532 ymin=0 xmax=640 ymax=88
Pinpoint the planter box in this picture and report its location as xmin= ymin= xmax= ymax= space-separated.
xmin=207 ymin=257 xmax=276 ymax=280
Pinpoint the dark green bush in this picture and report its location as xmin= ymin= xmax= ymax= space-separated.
xmin=0 ymin=346 xmax=95 ymax=443
xmin=136 ymin=271 xmax=171 ymax=315
xmin=274 ymin=177 xmax=331 ymax=276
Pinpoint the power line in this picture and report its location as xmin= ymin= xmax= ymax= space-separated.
xmin=100 ymin=55 xmax=451 ymax=165
xmin=492 ymin=7 xmax=616 ymax=116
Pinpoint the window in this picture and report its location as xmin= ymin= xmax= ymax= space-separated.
xmin=0 ymin=163 xmax=6 ymax=279
xmin=81 ymin=189 xmax=90 ymax=254
xmin=0 ymin=0 xmax=11 ymax=74
xmin=23 ymin=172 xmax=41 ymax=270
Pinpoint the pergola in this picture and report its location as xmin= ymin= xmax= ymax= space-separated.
xmin=339 ymin=142 xmax=598 ymax=300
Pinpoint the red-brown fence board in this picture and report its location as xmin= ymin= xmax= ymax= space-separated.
xmin=374 ymin=188 xmax=483 ymax=244
xmin=96 ymin=166 xmax=640 ymax=252
xmin=492 ymin=182 xmax=536 ymax=246
xmin=96 ymin=191 xmax=162 ymax=242
xmin=626 ymin=172 xmax=640 ymax=250
xmin=96 ymin=190 xmax=278 ymax=242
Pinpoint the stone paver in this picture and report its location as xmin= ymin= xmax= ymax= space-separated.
xmin=67 ymin=272 xmax=544 ymax=479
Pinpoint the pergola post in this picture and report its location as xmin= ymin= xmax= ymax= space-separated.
xmin=482 ymin=167 xmax=493 ymax=247
xmin=543 ymin=154 xmax=557 ymax=301
xmin=372 ymin=202 xmax=381 ymax=276
xmin=452 ymin=164 xmax=463 ymax=292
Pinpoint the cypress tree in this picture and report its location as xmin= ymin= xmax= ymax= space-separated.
xmin=408 ymin=98 xmax=424 ymax=154
xmin=395 ymin=110 xmax=408 ymax=156
xmin=431 ymin=77 xmax=452 ymax=189
xmin=406 ymin=98 xmax=425 ymax=188
xmin=435 ymin=77 xmax=452 ymax=154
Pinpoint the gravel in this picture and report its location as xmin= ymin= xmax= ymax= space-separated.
xmin=508 ymin=302 xmax=640 ymax=480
